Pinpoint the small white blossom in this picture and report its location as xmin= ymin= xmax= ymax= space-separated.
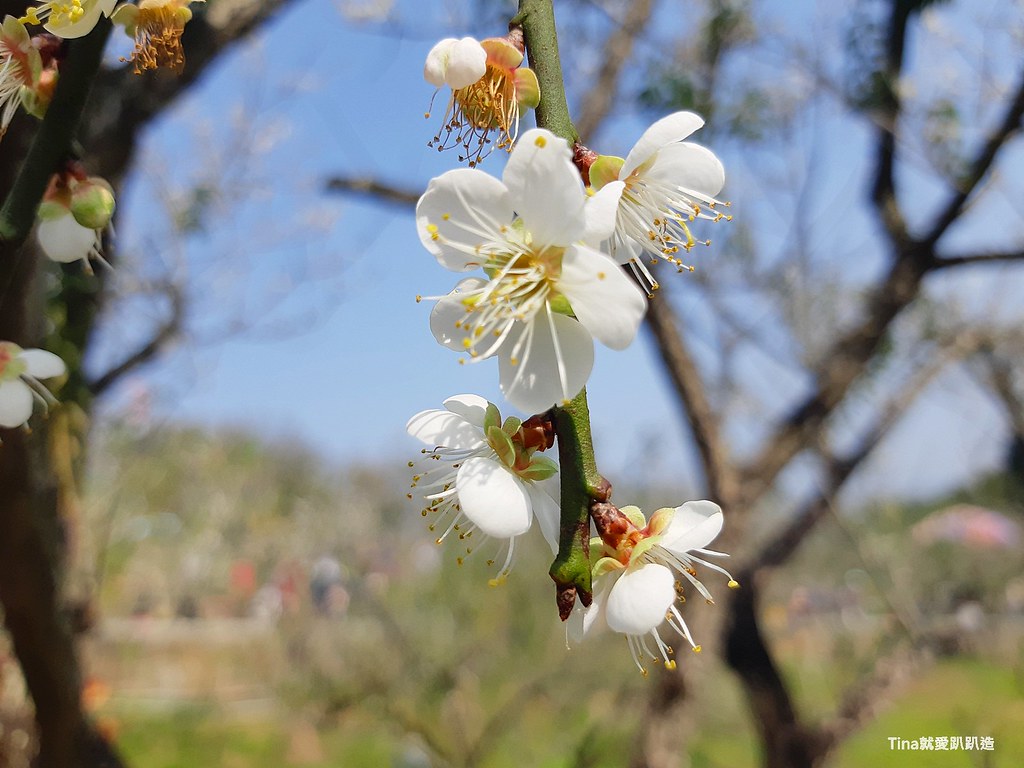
xmin=424 ymin=37 xmax=487 ymax=90
xmin=590 ymin=112 xmax=729 ymax=292
xmin=417 ymin=128 xmax=646 ymax=415
xmin=1 ymin=16 xmax=37 ymax=139
xmin=424 ymin=35 xmax=540 ymax=166
xmin=0 ymin=341 xmax=65 ymax=428
xmin=20 ymin=0 xmax=116 ymax=38
xmin=37 ymin=208 xmax=107 ymax=270
xmin=407 ymin=394 xmax=559 ymax=584
xmin=571 ymin=500 xmax=737 ymax=675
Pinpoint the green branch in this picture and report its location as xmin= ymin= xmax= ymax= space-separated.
xmin=513 ymin=0 xmax=578 ymax=144
xmin=549 ymin=389 xmax=608 ymax=617
xmin=516 ymin=0 xmax=604 ymax=617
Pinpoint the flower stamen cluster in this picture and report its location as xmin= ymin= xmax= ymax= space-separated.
xmin=588 ymin=112 xmax=731 ymax=294
xmin=21 ymin=0 xmax=115 ymax=39
xmin=111 ymin=0 xmax=203 ymax=75
xmin=417 ymin=129 xmax=646 ymax=414
xmin=425 ymin=35 xmax=540 ymax=167
xmin=407 ymin=395 xmax=559 ymax=585
xmin=576 ymin=501 xmax=738 ymax=676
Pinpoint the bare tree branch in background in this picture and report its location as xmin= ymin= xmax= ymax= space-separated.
xmin=86 ymin=284 xmax=184 ymax=397
xmin=644 ymin=290 xmax=739 ymax=506
xmin=320 ymin=2 xmax=1024 ymax=767
xmin=724 ymin=328 xmax=990 ymax=768
xmin=932 ymin=249 xmax=1024 ymax=270
xmin=573 ymin=0 xmax=656 ymax=141
xmin=0 ymin=3 xmax=299 ymax=765
xmin=324 ymin=177 xmax=419 ymax=207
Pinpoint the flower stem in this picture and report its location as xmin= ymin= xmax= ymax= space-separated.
xmin=549 ymin=388 xmax=609 ymax=617
xmin=515 ymin=0 xmax=605 ymax=618
xmin=512 ymin=0 xmax=578 ymax=145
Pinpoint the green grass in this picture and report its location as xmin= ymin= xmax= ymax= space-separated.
xmin=833 ymin=658 xmax=1024 ymax=768
xmin=113 ymin=706 xmax=397 ymax=768
xmin=108 ymin=658 xmax=1024 ymax=767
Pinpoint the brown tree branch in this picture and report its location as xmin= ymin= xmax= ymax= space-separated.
xmin=922 ymin=72 xmax=1024 ymax=248
xmin=747 ymin=330 xmax=983 ymax=573
xmin=723 ymin=329 xmax=983 ymax=767
xmin=869 ymin=0 xmax=912 ymax=245
xmin=742 ymin=64 xmax=1024 ymax=505
xmin=86 ymin=284 xmax=184 ymax=397
xmin=645 ymin=287 xmax=738 ymax=504
xmin=573 ymin=0 xmax=655 ymax=142
xmin=973 ymin=343 xmax=1024 ymax=440
xmin=323 ymin=176 xmax=419 ymax=207
xmin=931 ymin=249 xmax=1024 ymax=270
xmin=723 ymin=582 xmax=823 ymax=768
xmin=821 ymin=645 xmax=929 ymax=752
xmin=738 ymin=245 xmax=932 ymax=505
xmin=738 ymin=0 xmax=924 ymax=506
xmin=82 ymin=0 xmax=299 ymax=184
xmin=0 ymin=22 xmax=126 ymax=768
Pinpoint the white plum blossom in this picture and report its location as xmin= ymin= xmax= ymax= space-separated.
xmin=1 ymin=15 xmax=39 ymax=141
xmin=424 ymin=35 xmax=540 ymax=167
xmin=589 ymin=111 xmax=730 ymax=293
xmin=0 ymin=341 xmax=66 ymax=429
xmin=110 ymin=0 xmax=205 ymax=75
xmin=37 ymin=208 xmax=105 ymax=268
xmin=417 ymin=128 xmax=647 ymax=415
xmin=571 ymin=500 xmax=737 ymax=675
xmin=407 ymin=394 xmax=559 ymax=584
xmin=424 ymin=37 xmax=487 ymax=90
xmin=36 ymin=173 xmax=115 ymax=272
xmin=20 ymin=0 xmax=116 ymax=38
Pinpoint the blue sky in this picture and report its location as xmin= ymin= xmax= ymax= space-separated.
xmin=91 ymin=0 xmax=1021 ymax=504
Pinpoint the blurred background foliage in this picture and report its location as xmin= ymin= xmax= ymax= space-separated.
xmin=2 ymin=0 xmax=1024 ymax=765
xmin=49 ymin=422 xmax=1021 ymax=767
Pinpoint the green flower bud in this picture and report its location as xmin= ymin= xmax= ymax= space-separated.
xmin=70 ymin=178 xmax=116 ymax=230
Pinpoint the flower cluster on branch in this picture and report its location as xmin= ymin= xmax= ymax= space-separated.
xmin=407 ymin=8 xmax=735 ymax=673
xmin=1 ymin=1 xmax=201 ymax=434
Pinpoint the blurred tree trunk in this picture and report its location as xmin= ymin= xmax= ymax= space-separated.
xmin=0 ymin=2 xmax=296 ymax=764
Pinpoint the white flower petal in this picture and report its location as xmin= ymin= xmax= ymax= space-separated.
xmin=622 ymin=112 xmax=705 ymax=178
xmin=583 ymin=181 xmax=625 ymax=245
xmin=424 ymin=38 xmax=458 ymax=86
xmin=643 ymin=142 xmax=726 ymax=198
xmin=417 ymin=170 xmax=514 ymax=272
xmin=429 ymin=278 xmax=486 ymax=353
xmin=43 ymin=0 xmax=112 ymax=38
xmin=498 ymin=310 xmax=594 ymax=415
xmin=0 ymin=379 xmax=33 ymax=428
xmin=406 ymin=408 xmax=485 ymax=451
xmin=526 ymin=479 xmax=560 ymax=554
xmin=566 ymin=601 xmax=587 ymax=645
xmin=37 ymin=215 xmax=96 ymax=264
xmin=605 ymin=562 xmax=676 ymax=635
xmin=502 ymin=129 xmax=586 ymax=247
xmin=614 ymin=235 xmax=643 ymax=266
xmin=19 ymin=349 xmax=65 ymax=379
xmin=456 ymin=456 xmax=532 ymax=538
xmin=559 ymin=245 xmax=647 ymax=350
xmin=444 ymin=37 xmax=487 ymax=89
xmin=442 ymin=394 xmax=489 ymax=427
xmin=581 ymin=581 xmax=610 ymax=638
xmin=660 ymin=501 xmax=724 ymax=554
